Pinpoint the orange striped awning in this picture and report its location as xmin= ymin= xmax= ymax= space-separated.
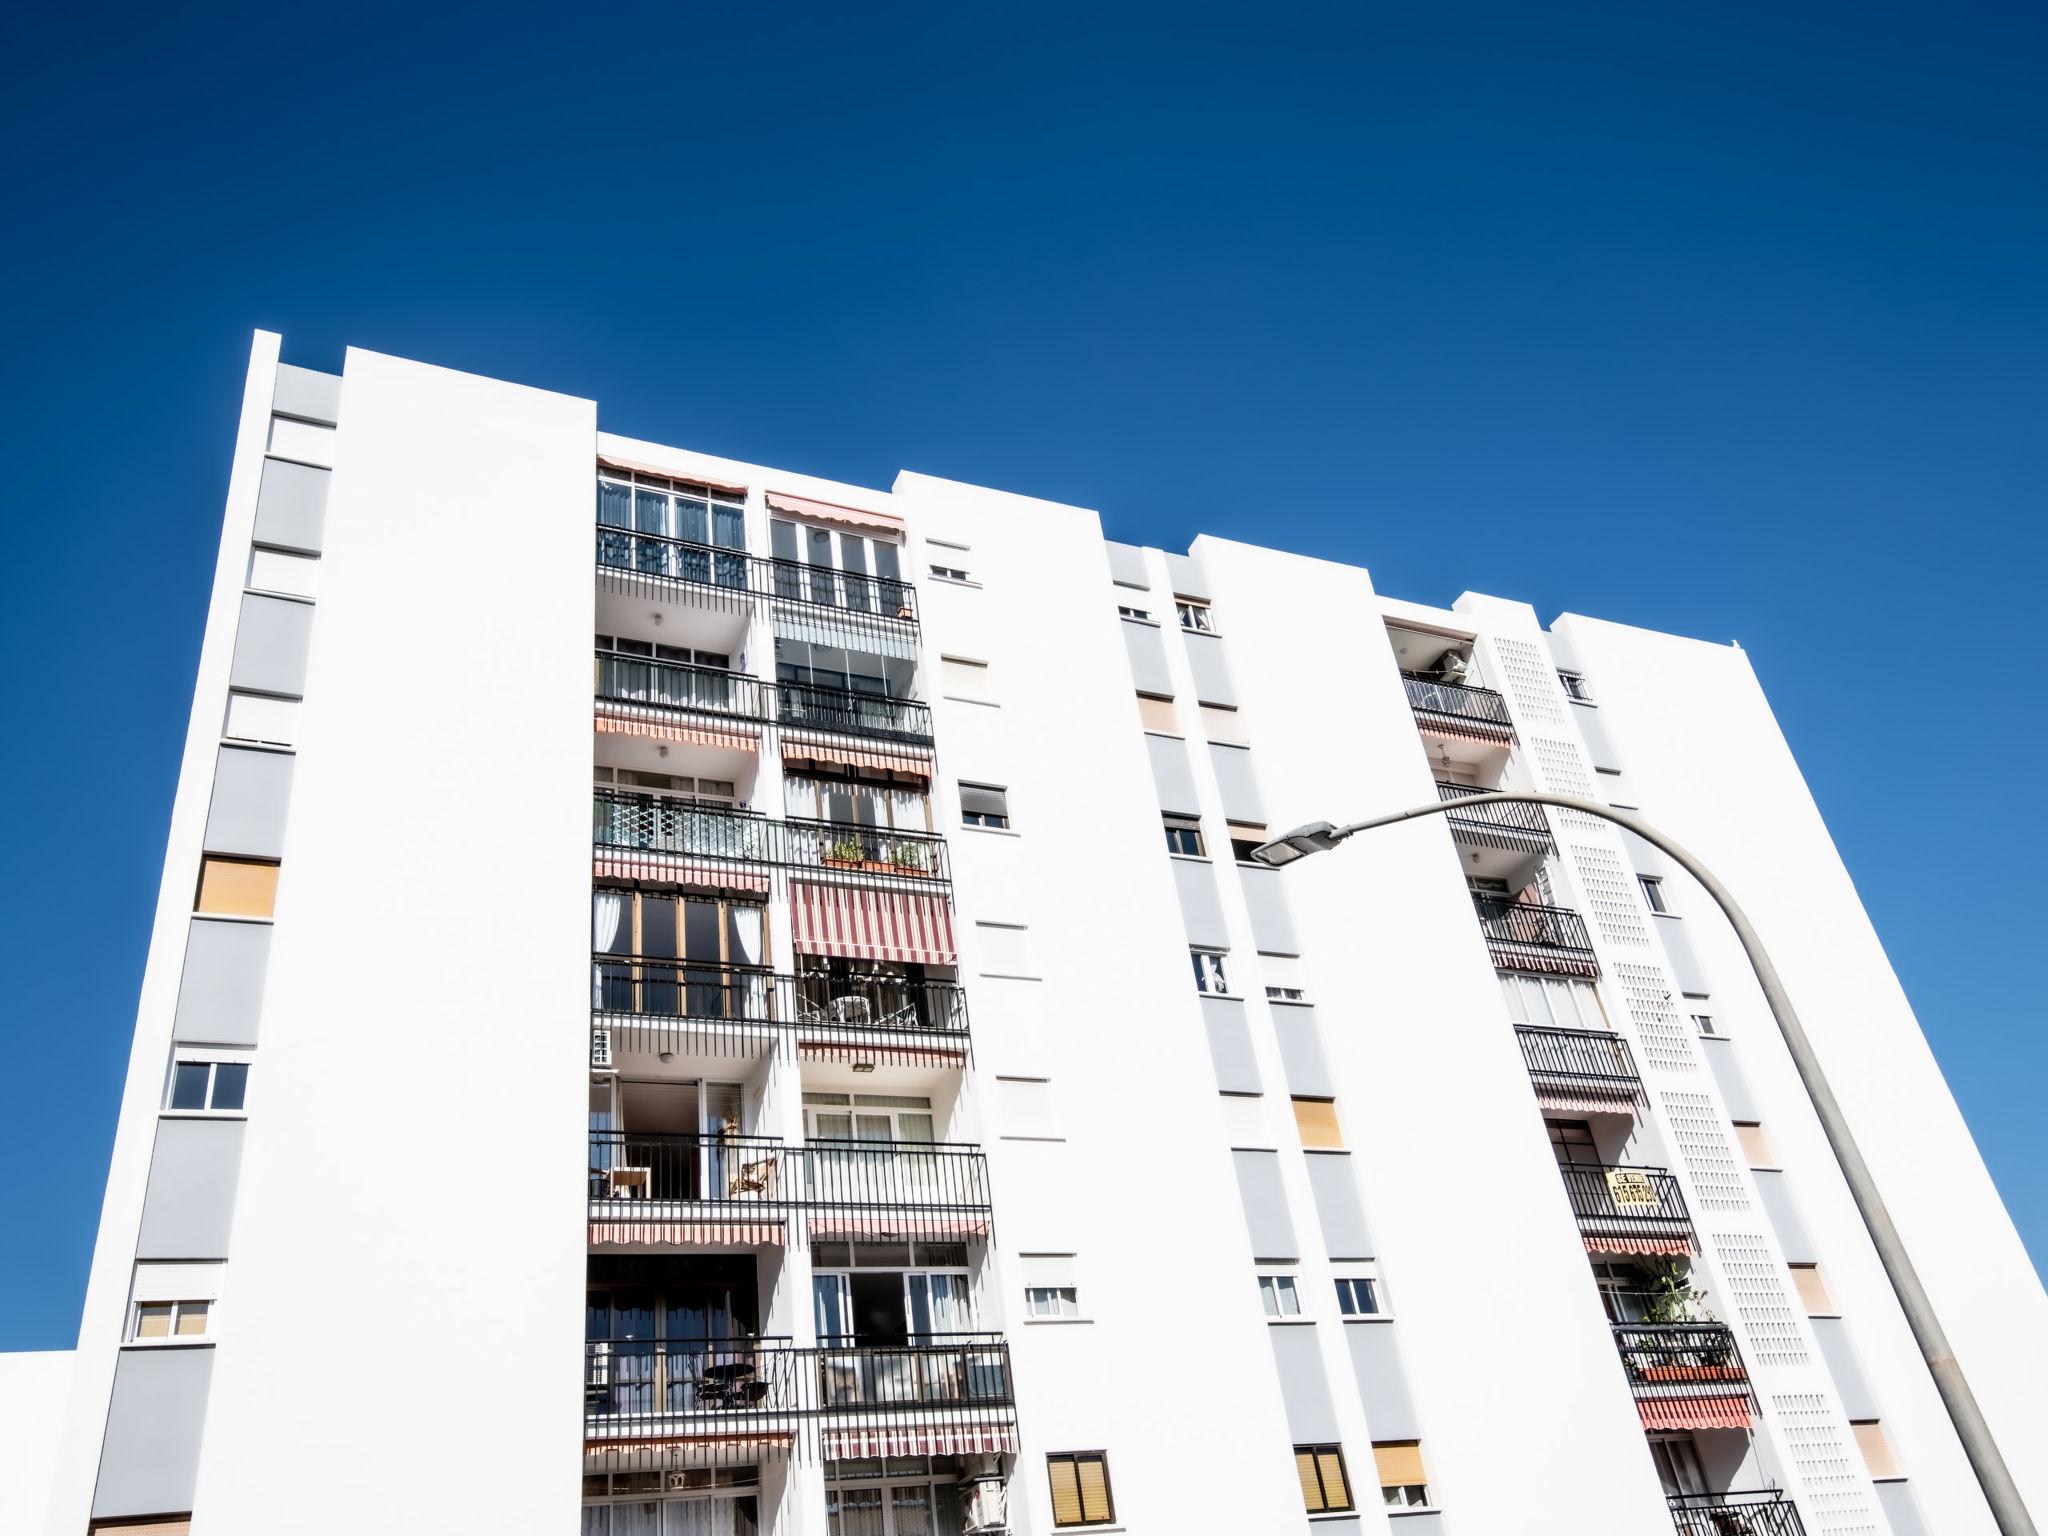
xmin=1636 ymin=1394 xmax=1751 ymax=1431
xmin=595 ymin=705 xmax=761 ymax=754
xmin=593 ymin=854 xmax=771 ymax=896
xmin=1583 ymin=1234 xmax=1696 ymax=1258
xmin=779 ymin=736 xmax=933 ymax=779
xmin=821 ymin=1421 xmax=1016 ymax=1460
xmin=589 ymin=1219 xmax=785 ymax=1247
xmin=1534 ymin=1085 xmax=1640 ymax=1117
xmin=766 ymin=489 xmax=903 ymax=535
xmin=791 ymin=882 xmax=957 ymax=965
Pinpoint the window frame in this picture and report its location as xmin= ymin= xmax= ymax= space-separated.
xmin=1334 ymin=1275 xmax=1381 ymax=1317
xmin=959 ymin=782 xmax=1011 ymax=830
xmin=1638 ymin=875 xmax=1670 ymax=914
xmin=1258 ymin=1272 xmax=1304 ymax=1317
xmin=1117 ymin=604 xmax=1151 ymax=621
xmin=129 ymin=1297 xmax=212 ymax=1344
xmin=1024 ymin=1285 xmax=1080 ymax=1319
xmin=1162 ymin=813 xmax=1206 ymax=857
xmin=1294 ymin=1444 xmax=1355 ymax=1513
xmin=1190 ymin=948 xmax=1230 ymax=995
xmin=163 ymin=1053 xmax=252 ymax=1116
xmin=1557 ymin=669 xmax=1593 ymax=702
xmin=1046 ymin=1451 xmax=1115 ymax=1528
xmin=1176 ymin=599 xmax=1216 ymax=634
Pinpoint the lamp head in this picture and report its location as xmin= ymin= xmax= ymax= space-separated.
xmin=1250 ymin=820 xmax=1347 ymax=868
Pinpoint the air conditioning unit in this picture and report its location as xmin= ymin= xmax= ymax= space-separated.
xmin=1433 ymin=649 xmax=1472 ymax=684
xmin=590 ymin=1028 xmax=613 ymax=1068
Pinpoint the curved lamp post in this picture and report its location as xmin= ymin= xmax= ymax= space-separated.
xmin=1253 ymin=791 xmax=2035 ymax=1536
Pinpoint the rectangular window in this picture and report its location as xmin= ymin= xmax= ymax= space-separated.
xmin=1177 ymin=599 xmax=1215 ymax=634
xmin=1136 ymin=693 xmax=1178 ymax=734
xmin=1295 ymin=1445 xmax=1355 ymax=1513
xmin=1557 ymin=669 xmax=1593 ymax=701
xmin=930 ymin=563 xmax=971 ymax=581
xmin=1638 ymin=875 xmax=1669 ymax=914
xmin=1200 ymin=704 xmax=1248 ymax=745
xmin=165 ymin=1059 xmax=249 ymax=1113
xmin=1047 ymin=1453 xmax=1114 ymax=1527
xmin=1292 ymin=1097 xmax=1342 ymax=1149
xmin=1227 ymin=824 xmax=1269 ymax=863
xmin=1334 ymin=1276 xmax=1380 ymax=1316
xmin=1026 ymin=1286 xmax=1079 ymax=1317
xmin=195 ymin=856 xmax=279 ymax=918
xmin=1163 ymin=814 xmax=1206 ymax=857
xmin=1373 ymin=1441 xmax=1429 ymax=1507
xmin=940 ymin=656 xmax=992 ymax=701
xmin=1258 ymin=1274 xmax=1302 ymax=1316
xmin=1117 ymin=604 xmax=1151 ymax=621
xmin=130 ymin=1298 xmax=211 ymax=1342
xmin=960 ymin=783 xmax=1010 ymax=829
xmin=1733 ymin=1122 xmax=1776 ymax=1168
xmin=1191 ymin=949 xmax=1230 ymax=995
xmin=1851 ymin=1420 xmax=1899 ymax=1480
xmin=1691 ymin=1011 xmax=1719 ymax=1037
xmin=1789 ymin=1263 xmax=1835 ymax=1315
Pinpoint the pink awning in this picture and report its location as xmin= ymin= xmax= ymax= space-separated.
xmin=779 ymin=736 xmax=933 ymax=779
xmin=766 ymin=490 xmax=904 ymax=535
xmin=592 ymin=854 xmax=772 ymax=896
xmin=806 ymin=1211 xmax=992 ymax=1240
xmin=595 ymin=707 xmax=761 ymax=754
xmin=1583 ymin=1234 xmax=1696 ymax=1258
xmin=589 ymin=1218 xmax=785 ymax=1247
xmin=791 ymin=882 xmax=957 ymax=965
xmin=821 ymin=1421 xmax=1018 ymax=1461
xmin=1636 ymin=1394 xmax=1751 ymax=1431
xmin=598 ymin=453 xmax=748 ymax=496
xmin=1534 ymin=1086 xmax=1640 ymax=1117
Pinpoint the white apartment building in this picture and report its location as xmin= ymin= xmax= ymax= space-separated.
xmin=9 ymin=332 xmax=2044 ymax=1536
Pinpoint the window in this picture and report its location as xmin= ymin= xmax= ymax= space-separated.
xmin=1046 ymin=1453 xmax=1114 ymax=1527
xmin=1136 ymin=693 xmax=1178 ymax=733
xmin=1558 ymin=669 xmax=1593 ymax=701
xmin=1691 ymin=1012 xmax=1719 ymax=1037
xmin=1733 ymin=1122 xmax=1776 ymax=1167
xmin=1177 ymin=599 xmax=1215 ymax=634
xmin=1191 ymin=949 xmax=1230 ymax=995
xmin=195 ymin=856 xmax=279 ymax=918
xmin=1295 ymin=1445 xmax=1354 ymax=1513
xmin=223 ymin=690 xmax=298 ymax=747
xmin=1026 ymin=1286 xmax=1079 ymax=1318
xmin=1638 ymin=875 xmax=1669 ymax=914
xmin=939 ymin=656 xmax=992 ymax=701
xmin=1163 ymin=814 xmax=1206 ymax=857
xmin=768 ymin=515 xmax=904 ymax=613
xmin=131 ymin=1298 xmax=211 ymax=1342
xmin=601 ymin=473 xmax=747 ymax=585
xmin=1228 ymin=824 xmax=1269 ymax=863
xmin=1546 ymin=1117 xmax=1601 ymax=1166
xmin=1200 ymin=704 xmax=1248 ymax=744
xmin=1373 ymin=1442 xmax=1429 ymax=1507
xmin=1789 ymin=1262 xmax=1836 ymax=1315
xmin=165 ymin=1059 xmax=249 ymax=1113
xmin=1292 ymin=1097 xmax=1342 ymax=1149
xmin=1335 ymin=1276 xmax=1380 ymax=1316
xmin=1258 ymin=1273 xmax=1303 ymax=1316
xmin=1117 ymin=604 xmax=1151 ymax=621
xmin=960 ymin=783 xmax=1010 ymax=829
xmin=930 ymin=563 xmax=971 ymax=582
xmin=1852 ymin=1421 xmax=1900 ymax=1480
xmin=1266 ymin=986 xmax=1307 ymax=1003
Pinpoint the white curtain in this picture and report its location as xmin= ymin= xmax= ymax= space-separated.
xmin=665 ymin=1496 xmax=738 ymax=1536
xmin=593 ymin=892 xmax=626 ymax=1007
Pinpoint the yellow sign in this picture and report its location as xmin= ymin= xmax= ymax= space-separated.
xmin=1606 ymin=1169 xmax=1659 ymax=1208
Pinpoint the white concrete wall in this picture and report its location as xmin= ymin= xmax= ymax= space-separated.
xmin=1 ymin=1351 xmax=73 ymax=1533
xmin=1552 ymin=613 xmax=2048 ymax=1527
xmin=184 ymin=348 xmax=596 ymax=1534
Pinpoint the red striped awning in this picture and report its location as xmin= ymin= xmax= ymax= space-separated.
xmin=589 ymin=1219 xmax=785 ymax=1247
xmin=791 ymin=882 xmax=957 ymax=965
xmin=766 ymin=489 xmax=903 ymax=535
xmin=1583 ymin=1234 xmax=1696 ymax=1258
xmin=595 ymin=706 xmax=761 ymax=754
xmin=779 ymin=736 xmax=933 ymax=779
xmin=1534 ymin=1086 xmax=1640 ymax=1117
xmin=1636 ymin=1394 xmax=1751 ymax=1431
xmin=592 ymin=854 xmax=771 ymax=896
xmin=821 ymin=1421 xmax=1017 ymax=1460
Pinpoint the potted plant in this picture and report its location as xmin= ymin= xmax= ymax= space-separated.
xmin=825 ymin=838 xmax=865 ymax=869
xmin=891 ymin=842 xmax=927 ymax=874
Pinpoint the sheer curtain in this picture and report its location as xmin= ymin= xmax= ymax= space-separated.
xmin=593 ymin=891 xmax=626 ymax=1009
xmin=665 ymin=1497 xmax=739 ymax=1536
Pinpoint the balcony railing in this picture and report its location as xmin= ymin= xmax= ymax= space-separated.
xmin=1436 ymin=782 xmax=1556 ymax=852
xmin=589 ymin=1129 xmax=790 ymax=1210
xmin=596 ymin=524 xmax=919 ymax=625
xmin=1615 ymin=1322 xmax=1749 ymax=1390
xmin=1516 ymin=1025 xmax=1642 ymax=1113
xmin=592 ymin=790 xmax=952 ymax=890
xmin=583 ymin=1335 xmax=1015 ymax=1465
xmin=800 ymin=1140 xmax=992 ymax=1241
xmin=1401 ymin=671 xmax=1517 ymax=740
xmin=1559 ymin=1164 xmax=1696 ymax=1255
xmin=595 ymin=652 xmax=767 ymax=723
xmin=1669 ymin=1491 xmax=1807 ymax=1536
xmin=775 ymin=679 xmax=934 ymax=747
xmin=1472 ymin=897 xmax=1601 ymax=978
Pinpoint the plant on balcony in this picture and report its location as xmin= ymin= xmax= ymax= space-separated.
xmin=1637 ymin=1260 xmax=1710 ymax=1326
xmin=890 ymin=842 xmax=928 ymax=873
xmin=825 ymin=838 xmax=866 ymax=866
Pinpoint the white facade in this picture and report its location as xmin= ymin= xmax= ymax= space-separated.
xmin=16 ymin=334 xmax=2043 ymax=1536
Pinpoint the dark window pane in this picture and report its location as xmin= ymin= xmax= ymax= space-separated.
xmin=209 ymin=1062 xmax=249 ymax=1110
xmin=169 ymin=1062 xmax=210 ymax=1111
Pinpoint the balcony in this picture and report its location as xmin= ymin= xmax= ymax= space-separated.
xmin=594 ymin=651 xmax=767 ymax=748
xmin=774 ymin=679 xmax=934 ymax=749
xmin=1669 ymin=1491 xmax=1807 ymax=1536
xmin=583 ymin=1335 xmax=1016 ymax=1467
xmin=587 ymin=1133 xmax=993 ymax=1246
xmin=1615 ymin=1323 xmax=1752 ymax=1431
xmin=1516 ymin=1025 xmax=1642 ymax=1116
xmin=1559 ymin=1164 xmax=1696 ymax=1257
xmin=1473 ymin=897 xmax=1601 ymax=979
xmin=595 ymin=523 xmax=920 ymax=627
xmin=592 ymin=960 xmax=970 ymax=1065
xmin=1402 ymin=670 xmax=1517 ymax=744
xmin=1437 ymin=782 xmax=1556 ymax=858
xmin=592 ymin=790 xmax=953 ymax=893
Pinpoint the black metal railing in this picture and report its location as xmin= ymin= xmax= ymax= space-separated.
xmin=1436 ymin=782 xmax=1556 ymax=849
xmin=1516 ymin=1025 xmax=1641 ymax=1097
xmin=1615 ymin=1322 xmax=1748 ymax=1389
xmin=589 ymin=1130 xmax=790 ymax=1208
xmin=800 ymin=1141 xmax=992 ymax=1241
xmin=596 ymin=524 xmax=919 ymax=625
xmin=776 ymin=680 xmax=933 ymax=746
xmin=590 ymin=958 xmax=970 ymax=1062
xmin=594 ymin=652 xmax=767 ymax=723
xmin=582 ymin=1334 xmax=1016 ymax=1465
xmin=1559 ymin=1164 xmax=1695 ymax=1250
xmin=1401 ymin=671 xmax=1516 ymax=737
xmin=1669 ymin=1490 xmax=1807 ymax=1536
xmin=1472 ymin=897 xmax=1601 ymax=978
xmin=592 ymin=790 xmax=952 ymax=889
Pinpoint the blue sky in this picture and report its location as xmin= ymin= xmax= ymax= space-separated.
xmin=2 ymin=2 xmax=2043 ymax=1350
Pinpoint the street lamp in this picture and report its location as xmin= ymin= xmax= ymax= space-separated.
xmin=1254 ymin=790 xmax=2035 ymax=1536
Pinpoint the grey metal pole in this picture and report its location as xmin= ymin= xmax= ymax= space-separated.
xmin=1321 ymin=790 xmax=2035 ymax=1536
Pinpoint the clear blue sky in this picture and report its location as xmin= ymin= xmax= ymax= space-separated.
xmin=2 ymin=2 xmax=2042 ymax=1350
